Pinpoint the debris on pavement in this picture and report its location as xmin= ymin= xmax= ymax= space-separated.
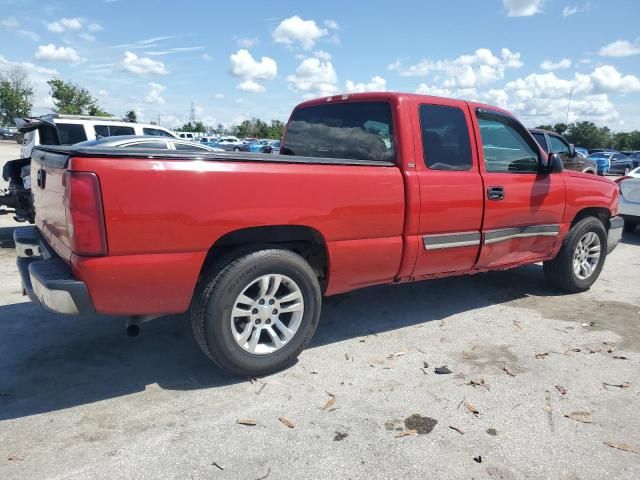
xmin=534 ymin=352 xmax=549 ymax=359
xmin=564 ymin=411 xmax=592 ymax=424
xmin=602 ymin=382 xmax=631 ymax=389
xmin=464 ymin=400 xmax=480 ymax=416
xmin=387 ymin=350 xmax=408 ymax=359
xmin=404 ymin=414 xmax=438 ymax=434
xmin=468 ymin=378 xmax=490 ymax=391
xmin=582 ymin=321 xmax=596 ymax=327
xmin=486 ymin=428 xmax=497 ymax=436
xmin=278 ymin=417 xmax=295 ymax=429
xmin=604 ymin=442 xmax=640 ymax=454
xmin=501 ymin=365 xmax=516 ymax=377
xmin=449 ymin=425 xmax=465 ymax=434
xmin=236 ymin=419 xmax=257 ymax=426
xmin=321 ymin=395 xmax=336 ymax=411
xmin=513 ymin=320 xmax=522 ymax=330
xmin=473 ymin=456 xmax=482 ymax=463
xmin=555 ymin=385 xmax=567 ymax=396
xmin=612 ymin=355 xmax=629 ymax=360
xmin=256 ymin=383 xmax=267 ymax=395
xmin=394 ymin=429 xmax=417 ymax=438
xmin=211 ymin=462 xmax=224 ymax=471
xmin=256 ymin=467 xmax=271 ymax=480
xmin=333 ymin=431 xmax=348 ymax=441
xmin=434 ymin=366 xmax=452 ymax=375
xmin=7 ymin=454 xmax=24 ymax=461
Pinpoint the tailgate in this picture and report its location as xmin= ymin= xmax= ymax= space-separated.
xmin=30 ymin=147 xmax=72 ymax=262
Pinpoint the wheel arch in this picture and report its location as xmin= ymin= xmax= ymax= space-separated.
xmin=200 ymin=225 xmax=329 ymax=292
xmin=571 ymin=207 xmax=611 ymax=230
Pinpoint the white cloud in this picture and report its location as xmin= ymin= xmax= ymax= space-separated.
xmin=121 ymin=51 xmax=168 ymax=75
xmin=286 ymin=56 xmax=339 ymax=97
xmin=47 ymin=17 xmax=83 ymax=33
xmin=313 ymin=50 xmax=332 ymax=61
xmin=324 ymin=19 xmax=339 ymax=30
xmin=589 ymin=65 xmax=640 ymax=94
xmin=202 ymin=53 xmax=212 ymax=61
xmin=87 ymin=22 xmax=102 ymax=32
xmin=214 ymin=93 xmax=224 ymax=99
xmin=598 ymin=38 xmax=640 ymax=57
xmin=415 ymin=84 xmax=453 ymax=97
xmin=237 ymin=80 xmax=266 ymax=93
xmin=236 ymin=37 xmax=258 ymax=48
xmin=502 ymin=0 xmax=544 ymax=16
xmin=79 ymin=33 xmax=95 ymax=42
xmin=34 ymin=44 xmax=83 ymax=64
xmin=345 ymin=76 xmax=386 ymax=93
xmin=1 ymin=16 xmax=19 ymax=28
xmin=17 ymin=30 xmax=39 ymax=41
xmin=391 ymin=48 xmax=522 ymax=89
xmin=147 ymin=46 xmax=205 ymax=56
xmin=272 ymin=15 xmax=328 ymax=50
xmin=144 ymin=82 xmax=166 ymax=103
xmin=562 ymin=3 xmax=590 ymax=17
xmin=229 ymin=49 xmax=277 ymax=92
xmin=540 ymin=58 xmax=572 ymax=70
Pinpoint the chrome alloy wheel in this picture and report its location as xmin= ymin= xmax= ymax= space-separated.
xmin=573 ymin=231 xmax=601 ymax=280
xmin=230 ymin=274 xmax=304 ymax=355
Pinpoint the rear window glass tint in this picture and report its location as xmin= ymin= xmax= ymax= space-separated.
xmin=94 ymin=125 xmax=135 ymax=137
xmin=283 ymin=101 xmax=395 ymax=162
xmin=143 ymin=128 xmax=173 ymax=137
xmin=419 ymin=104 xmax=472 ymax=171
xmin=57 ymin=123 xmax=87 ymax=144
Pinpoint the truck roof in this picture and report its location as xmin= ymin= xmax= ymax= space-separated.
xmin=292 ymin=91 xmax=514 ymax=118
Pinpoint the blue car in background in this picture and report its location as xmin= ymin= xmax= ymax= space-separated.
xmin=589 ymin=151 xmax=614 ymax=175
xmin=248 ymin=140 xmax=273 ymax=153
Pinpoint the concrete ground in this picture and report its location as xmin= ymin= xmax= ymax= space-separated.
xmin=0 ymin=140 xmax=639 ymax=480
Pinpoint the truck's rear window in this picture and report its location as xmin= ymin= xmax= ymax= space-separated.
xmin=282 ymin=101 xmax=395 ymax=162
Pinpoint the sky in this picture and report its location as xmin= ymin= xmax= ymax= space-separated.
xmin=0 ymin=0 xmax=639 ymax=130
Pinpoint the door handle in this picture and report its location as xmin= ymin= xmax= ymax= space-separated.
xmin=487 ymin=186 xmax=504 ymax=201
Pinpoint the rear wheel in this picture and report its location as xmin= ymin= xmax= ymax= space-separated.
xmin=543 ymin=217 xmax=607 ymax=292
xmin=190 ymin=249 xmax=322 ymax=376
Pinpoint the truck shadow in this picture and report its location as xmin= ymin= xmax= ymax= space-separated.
xmin=0 ymin=264 xmax=564 ymax=421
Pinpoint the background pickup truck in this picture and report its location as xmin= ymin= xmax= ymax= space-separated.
xmin=15 ymin=92 xmax=623 ymax=376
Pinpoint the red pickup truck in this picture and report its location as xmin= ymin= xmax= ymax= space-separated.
xmin=14 ymin=92 xmax=623 ymax=375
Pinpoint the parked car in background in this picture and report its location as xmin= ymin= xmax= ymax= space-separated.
xmin=212 ymin=137 xmax=247 ymax=151
xmin=609 ymin=152 xmax=634 ymax=175
xmin=617 ymin=166 xmax=640 ymax=232
xmin=529 ymin=128 xmax=596 ymax=174
xmin=575 ymin=146 xmax=589 ymax=158
xmin=75 ymin=135 xmax=225 ymax=152
xmin=621 ymin=151 xmax=640 ymax=168
xmin=16 ymin=114 xmax=177 ymax=160
xmin=1 ymin=126 xmax=18 ymax=140
xmin=249 ymin=139 xmax=275 ymax=153
xmin=177 ymin=132 xmax=195 ymax=141
xmin=589 ymin=151 xmax=615 ymax=175
xmin=270 ymin=140 xmax=281 ymax=154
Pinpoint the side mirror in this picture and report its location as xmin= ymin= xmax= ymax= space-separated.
xmin=547 ymin=153 xmax=564 ymax=173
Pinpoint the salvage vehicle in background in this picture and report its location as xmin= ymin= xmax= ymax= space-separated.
xmin=529 ymin=128 xmax=596 ymax=174
xmin=14 ymin=92 xmax=623 ymax=376
xmin=589 ymin=151 xmax=634 ymax=176
xmin=212 ymin=136 xmax=247 ymax=151
xmin=617 ymin=166 xmax=640 ymax=232
xmin=621 ymin=151 xmax=640 ymax=169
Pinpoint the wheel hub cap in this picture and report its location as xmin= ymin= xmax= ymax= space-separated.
xmin=572 ymin=231 xmax=601 ymax=280
xmin=230 ymin=274 xmax=304 ymax=355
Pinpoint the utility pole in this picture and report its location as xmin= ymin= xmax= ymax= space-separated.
xmin=189 ymin=101 xmax=196 ymax=125
xmin=565 ymin=86 xmax=573 ymax=125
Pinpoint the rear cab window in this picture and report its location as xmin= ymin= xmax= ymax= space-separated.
xmin=282 ymin=101 xmax=395 ymax=162
xmin=419 ymin=104 xmax=472 ymax=171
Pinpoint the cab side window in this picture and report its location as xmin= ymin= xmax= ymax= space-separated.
xmin=420 ymin=104 xmax=472 ymax=171
xmin=477 ymin=115 xmax=539 ymax=173
xmin=548 ymin=134 xmax=570 ymax=155
xmin=56 ymin=123 xmax=87 ymax=144
xmin=531 ymin=132 xmax=548 ymax=153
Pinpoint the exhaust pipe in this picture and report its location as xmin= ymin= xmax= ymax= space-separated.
xmin=125 ymin=314 xmax=162 ymax=337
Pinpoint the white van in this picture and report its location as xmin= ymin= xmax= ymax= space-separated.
xmin=19 ymin=114 xmax=177 ymax=159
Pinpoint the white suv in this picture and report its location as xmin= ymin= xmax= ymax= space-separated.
xmin=19 ymin=114 xmax=177 ymax=159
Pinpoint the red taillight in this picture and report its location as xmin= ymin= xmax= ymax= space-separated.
xmin=64 ymin=172 xmax=107 ymax=256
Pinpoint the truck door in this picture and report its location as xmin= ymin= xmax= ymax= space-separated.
xmin=473 ymin=108 xmax=565 ymax=268
xmin=411 ymin=100 xmax=484 ymax=277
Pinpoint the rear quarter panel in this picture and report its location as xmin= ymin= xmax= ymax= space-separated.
xmin=68 ymin=156 xmax=405 ymax=313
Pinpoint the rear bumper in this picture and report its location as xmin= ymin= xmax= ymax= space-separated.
xmin=14 ymin=226 xmax=95 ymax=315
xmin=607 ymin=216 xmax=624 ymax=254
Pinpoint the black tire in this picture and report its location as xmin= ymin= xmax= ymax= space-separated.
xmin=543 ymin=217 xmax=607 ymax=293
xmin=190 ymin=248 xmax=322 ymax=376
xmin=233 ymin=147 xmax=240 ymax=152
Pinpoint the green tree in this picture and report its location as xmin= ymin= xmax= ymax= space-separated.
xmin=564 ymin=121 xmax=612 ymax=149
xmin=124 ymin=110 xmax=138 ymax=122
xmin=553 ymin=123 xmax=568 ymax=135
xmin=0 ymin=65 xmax=34 ymax=124
xmin=47 ymin=79 xmax=109 ymax=116
xmin=534 ymin=124 xmax=554 ymax=131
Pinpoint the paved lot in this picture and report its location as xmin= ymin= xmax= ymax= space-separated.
xmin=0 ymin=141 xmax=639 ymax=479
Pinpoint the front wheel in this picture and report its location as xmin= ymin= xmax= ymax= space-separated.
xmin=543 ymin=217 xmax=607 ymax=292
xmin=190 ymin=249 xmax=322 ymax=376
